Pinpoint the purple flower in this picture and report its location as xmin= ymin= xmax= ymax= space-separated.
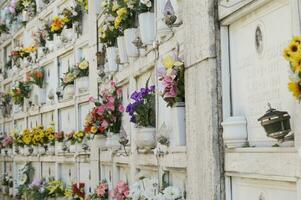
xmin=149 ymin=85 xmax=155 ymax=93
xmin=130 ymin=91 xmax=140 ymax=101
xmin=30 ymin=178 xmax=42 ymax=188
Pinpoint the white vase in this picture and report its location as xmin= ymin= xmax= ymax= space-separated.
xmin=64 ymin=85 xmax=75 ymax=99
xmin=221 ymin=116 xmax=248 ymax=148
xmin=135 ymin=127 xmax=156 ymax=150
xmin=55 ymin=142 xmax=64 ymax=155
xmin=168 ymin=102 xmax=186 ymax=146
xmin=92 ymin=134 xmax=107 ymax=150
xmin=124 ymin=28 xmax=138 ymax=57
xmin=8 ymin=187 xmax=13 ymax=196
xmin=105 ymin=133 xmax=120 ymax=149
xmin=138 ymin=12 xmax=155 ymax=45
xmin=117 ymin=36 xmax=128 ymax=64
xmin=69 ymin=144 xmax=76 ymax=153
xmin=38 ymin=146 xmax=46 ymax=155
xmin=47 ymin=144 xmax=55 ymax=155
xmin=76 ymin=76 xmax=89 ymax=93
xmin=106 ymin=47 xmax=118 ymax=73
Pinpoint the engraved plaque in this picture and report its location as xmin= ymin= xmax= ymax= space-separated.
xmin=229 ymin=1 xmax=295 ymax=146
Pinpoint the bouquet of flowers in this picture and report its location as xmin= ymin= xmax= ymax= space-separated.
xmin=72 ymin=182 xmax=85 ymax=200
xmin=61 ymin=67 xmax=76 ymax=89
xmin=74 ymin=58 xmax=89 ymax=78
xmin=283 ymin=36 xmax=301 ymax=100
xmin=46 ymin=179 xmax=65 ymax=198
xmin=12 ymin=130 xmax=24 ymax=148
xmin=10 ymin=46 xmax=37 ymax=61
xmin=74 ymin=130 xmax=85 ymax=144
xmin=45 ymin=126 xmax=55 ymax=145
xmin=26 ymin=178 xmax=48 ymax=200
xmin=157 ymin=53 xmax=185 ymax=107
xmin=54 ymin=131 xmax=65 ymax=142
xmin=65 ymin=131 xmax=76 ymax=145
xmin=2 ymin=135 xmax=13 ymax=148
xmin=126 ymin=83 xmax=155 ymax=127
xmin=32 ymin=29 xmax=47 ymax=47
xmin=99 ymin=19 xmax=120 ymax=47
xmin=112 ymin=180 xmax=130 ymax=200
xmin=31 ymin=126 xmax=47 ymax=146
xmin=50 ymin=16 xmax=67 ymax=34
xmin=22 ymin=129 xmax=32 ymax=146
xmin=89 ymin=180 xmax=109 ymax=200
xmin=85 ymin=81 xmax=124 ymax=135
xmin=27 ymin=67 xmax=45 ymax=88
xmin=11 ymin=81 xmax=32 ymax=105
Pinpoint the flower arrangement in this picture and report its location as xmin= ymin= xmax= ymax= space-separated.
xmin=99 ymin=20 xmax=120 ymax=47
xmin=70 ymin=182 xmax=85 ymax=200
xmin=74 ymin=130 xmax=85 ymax=144
xmin=54 ymin=131 xmax=65 ymax=142
xmin=32 ymin=29 xmax=47 ymax=47
xmin=61 ymin=67 xmax=76 ymax=89
xmin=50 ymin=16 xmax=67 ymax=34
xmin=138 ymin=0 xmax=154 ymax=13
xmin=85 ymin=81 xmax=124 ymax=135
xmin=11 ymin=81 xmax=32 ymax=105
xmin=22 ymin=128 xmax=32 ymax=146
xmin=126 ymin=83 xmax=156 ymax=127
xmin=65 ymin=131 xmax=76 ymax=145
xmin=46 ymin=179 xmax=65 ymax=198
xmin=74 ymin=58 xmax=89 ymax=78
xmin=26 ymin=178 xmax=48 ymax=199
xmin=10 ymin=46 xmax=37 ymax=62
xmin=27 ymin=67 xmax=45 ymax=88
xmin=2 ymin=135 xmax=13 ymax=148
xmin=283 ymin=36 xmax=301 ymax=100
xmin=158 ymin=53 xmax=185 ymax=107
xmin=112 ymin=180 xmax=130 ymax=200
xmin=95 ymin=180 xmax=109 ymax=200
xmin=12 ymin=130 xmax=24 ymax=147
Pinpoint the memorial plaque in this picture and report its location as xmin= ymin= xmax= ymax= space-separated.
xmin=231 ymin=177 xmax=296 ymax=200
xmin=229 ymin=1 xmax=295 ymax=145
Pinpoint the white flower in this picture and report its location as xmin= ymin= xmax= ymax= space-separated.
xmin=140 ymin=0 xmax=152 ymax=8
xmin=163 ymin=186 xmax=182 ymax=200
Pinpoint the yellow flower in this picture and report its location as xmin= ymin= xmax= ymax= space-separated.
xmin=48 ymin=134 xmax=55 ymax=141
xmin=91 ymin=126 xmax=97 ymax=134
xmin=51 ymin=16 xmax=65 ymax=32
xmin=117 ymin=7 xmax=127 ymax=17
xmin=64 ymin=188 xmax=72 ymax=197
xmin=292 ymin=36 xmax=301 ymax=44
xmin=79 ymin=60 xmax=89 ymax=70
xmin=162 ymin=55 xmax=183 ymax=70
xmin=291 ymin=55 xmax=301 ymax=73
xmin=288 ymin=81 xmax=301 ymax=99
xmin=62 ymin=16 xmax=70 ymax=24
xmin=22 ymin=134 xmax=31 ymax=145
xmin=112 ymin=1 xmax=120 ymax=11
xmin=114 ymin=16 xmax=122 ymax=29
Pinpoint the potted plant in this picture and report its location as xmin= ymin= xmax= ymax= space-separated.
xmin=27 ymin=67 xmax=46 ymax=106
xmin=61 ymin=67 xmax=76 ymax=100
xmin=138 ymin=0 xmax=155 ymax=45
xmin=158 ymin=53 xmax=186 ymax=146
xmin=126 ymin=82 xmax=156 ymax=150
xmin=74 ymin=58 xmax=89 ymax=93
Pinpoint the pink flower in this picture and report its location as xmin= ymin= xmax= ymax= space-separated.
xmin=116 ymin=88 xmax=122 ymax=97
xmin=107 ymin=96 xmax=115 ymax=103
xmin=111 ymin=81 xmax=116 ymax=88
xmin=96 ymin=105 xmax=105 ymax=114
xmin=106 ymin=102 xmax=115 ymax=111
xmin=101 ymin=120 xmax=109 ymax=129
xmin=88 ymin=96 xmax=95 ymax=102
xmin=118 ymin=104 xmax=124 ymax=112
xmin=164 ymin=85 xmax=177 ymax=98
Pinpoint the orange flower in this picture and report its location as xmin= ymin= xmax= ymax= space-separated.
xmin=35 ymin=71 xmax=43 ymax=78
xmin=51 ymin=16 xmax=65 ymax=32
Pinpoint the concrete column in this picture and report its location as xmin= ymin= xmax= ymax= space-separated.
xmin=183 ymin=0 xmax=224 ymax=199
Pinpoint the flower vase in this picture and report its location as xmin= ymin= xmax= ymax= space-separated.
xmin=168 ymin=102 xmax=186 ymax=146
xmin=105 ymin=133 xmax=120 ymax=150
xmin=106 ymin=47 xmax=118 ymax=73
xmin=124 ymin=28 xmax=138 ymax=57
xmin=47 ymin=144 xmax=55 ymax=155
xmin=38 ymin=146 xmax=46 ymax=155
xmin=69 ymin=143 xmax=76 ymax=153
xmin=135 ymin=127 xmax=156 ymax=150
xmin=64 ymin=85 xmax=75 ymax=100
xmin=138 ymin=12 xmax=155 ymax=45
xmin=76 ymin=76 xmax=89 ymax=93
xmin=2 ymin=186 xmax=8 ymax=194
xmin=22 ymin=10 xmax=29 ymax=22
xmin=221 ymin=116 xmax=248 ymax=148
xmin=55 ymin=142 xmax=65 ymax=155
xmin=92 ymin=134 xmax=107 ymax=151
xmin=117 ymin=36 xmax=128 ymax=64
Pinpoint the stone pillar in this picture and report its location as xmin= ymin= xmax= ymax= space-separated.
xmin=183 ymin=0 xmax=224 ymax=199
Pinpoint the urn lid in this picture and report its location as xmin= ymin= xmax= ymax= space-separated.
xmin=258 ymin=104 xmax=290 ymax=122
